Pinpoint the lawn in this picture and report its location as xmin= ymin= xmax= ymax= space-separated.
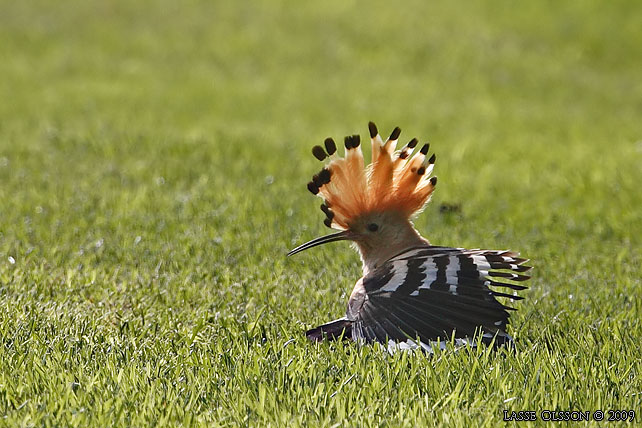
xmin=0 ymin=0 xmax=641 ymax=426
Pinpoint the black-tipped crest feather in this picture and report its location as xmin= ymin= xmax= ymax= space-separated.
xmin=324 ymin=138 xmax=337 ymax=155
xmin=368 ymin=122 xmax=378 ymax=138
xmin=293 ymin=123 xmax=531 ymax=353
xmin=312 ymin=145 xmax=327 ymax=161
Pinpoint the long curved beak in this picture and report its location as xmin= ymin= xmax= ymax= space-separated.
xmin=287 ymin=230 xmax=352 ymax=257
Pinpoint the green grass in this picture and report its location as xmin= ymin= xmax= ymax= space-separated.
xmin=1 ymin=0 xmax=641 ymax=426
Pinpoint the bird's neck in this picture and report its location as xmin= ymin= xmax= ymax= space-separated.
xmin=356 ymin=223 xmax=429 ymax=276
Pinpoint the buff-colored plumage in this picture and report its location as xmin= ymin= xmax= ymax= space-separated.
xmin=308 ymin=122 xmax=437 ymax=230
xmin=291 ymin=124 xmax=530 ymax=351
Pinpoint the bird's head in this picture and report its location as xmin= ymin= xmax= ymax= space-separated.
xmin=288 ymin=122 xmax=438 ymax=272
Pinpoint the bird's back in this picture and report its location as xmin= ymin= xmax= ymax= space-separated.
xmin=293 ymin=123 xmax=531 ymax=352
xmin=308 ymin=245 xmax=531 ymax=352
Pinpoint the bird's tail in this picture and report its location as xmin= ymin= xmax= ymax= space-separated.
xmin=306 ymin=318 xmax=513 ymax=352
xmin=306 ymin=318 xmax=353 ymax=342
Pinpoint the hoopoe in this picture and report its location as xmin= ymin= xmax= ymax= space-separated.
xmin=288 ymin=123 xmax=531 ymax=352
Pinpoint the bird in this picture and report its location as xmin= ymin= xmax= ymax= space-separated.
xmin=288 ymin=122 xmax=531 ymax=352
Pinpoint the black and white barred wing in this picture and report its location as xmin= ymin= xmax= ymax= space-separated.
xmin=351 ymin=246 xmax=531 ymax=351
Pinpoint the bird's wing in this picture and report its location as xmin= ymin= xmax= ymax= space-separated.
xmin=349 ymin=246 xmax=531 ymax=352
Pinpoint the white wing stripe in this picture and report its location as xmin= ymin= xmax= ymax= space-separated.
xmin=416 ymin=259 xmax=437 ymax=291
xmin=471 ymin=255 xmax=491 ymax=271
xmin=377 ymin=260 xmax=408 ymax=293
xmin=444 ymin=256 xmax=461 ymax=284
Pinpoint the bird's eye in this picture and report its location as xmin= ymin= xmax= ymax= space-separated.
xmin=367 ymin=223 xmax=379 ymax=232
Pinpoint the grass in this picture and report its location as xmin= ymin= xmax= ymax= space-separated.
xmin=1 ymin=0 xmax=641 ymax=426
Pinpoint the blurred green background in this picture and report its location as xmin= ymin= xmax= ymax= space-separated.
xmin=1 ymin=0 xmax=641 ymax=426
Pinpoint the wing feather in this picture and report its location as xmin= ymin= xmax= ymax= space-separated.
xmin=350 ymin=246 xmax=529 ymax=349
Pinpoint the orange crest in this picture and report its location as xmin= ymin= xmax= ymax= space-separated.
xmin=307 ymin=122 xmax=437 ymax=230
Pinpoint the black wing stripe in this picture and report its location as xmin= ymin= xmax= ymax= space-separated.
xmin=379 ymin=316 xmax=415 ymax=343
xmin=352 ymin=320 xmax=366 ymax=341
xmin=363 ymin=299 xmax=434 ymax=341
xmin=410 ymin=279 xmax=521 ymax=313
xmin=373 ymin=290 xmax=509 ymax=339
xmin=451 ymin=275 xmax=529 ymax=292
xmin=358 ymin=306 xmax=392 ymax=343
xmin=442 ymin=276 xmax=529 ymax=293
xmin=429 ymin=256 xmax=450 ymax=291
xmin=490 ymin=290 xmax=525 ymax=300
xmin=404 ymin=293 xmax=509 ymax=333
xmin=393 ymin=256 xmax=426 ymax=295
xmin=361 ymin=323 xmax=378 ymax=343
xmin=392 ymin=298 xmax=479 ymax=338
xmin=410 ymin=285 xmax=507 ymax=311
xmin=356 ymin=313 xmax=378 ymax=343
xmin=410 ymin=289 xmax=509 ymax=321
xmin=359 ymin=302 xmax=415 ymax=343
xmin=484 ymin=254 xmax=523 ymax=263
xmin=488 ymin=262 xmax=532 ymax=272
xmin=457 ymin=255 xmax=483 ymax=282
xmin=397 ymin=298 xmax=482 ymax=338
xmin=363 ymin=263 xmax=396 ymax=293
xmin=487 ymin=279 xmax=529 ymax=291
xmin=488 ymin=271 xmax=530 ymax=281
xmin=391 ymin=254 xmax=529 ymax=283
xmin=391 ymin=246 xmax=462 ymax=261
xmin=358 ymin=296 xmax=513 ymax=346
xmin=381 ymin=299 xmax=454 ymax=339
xmin=349 ymin=245 xmax=530 ymax=349
xmin=392 ymin=247 xmax=527 ymax=263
